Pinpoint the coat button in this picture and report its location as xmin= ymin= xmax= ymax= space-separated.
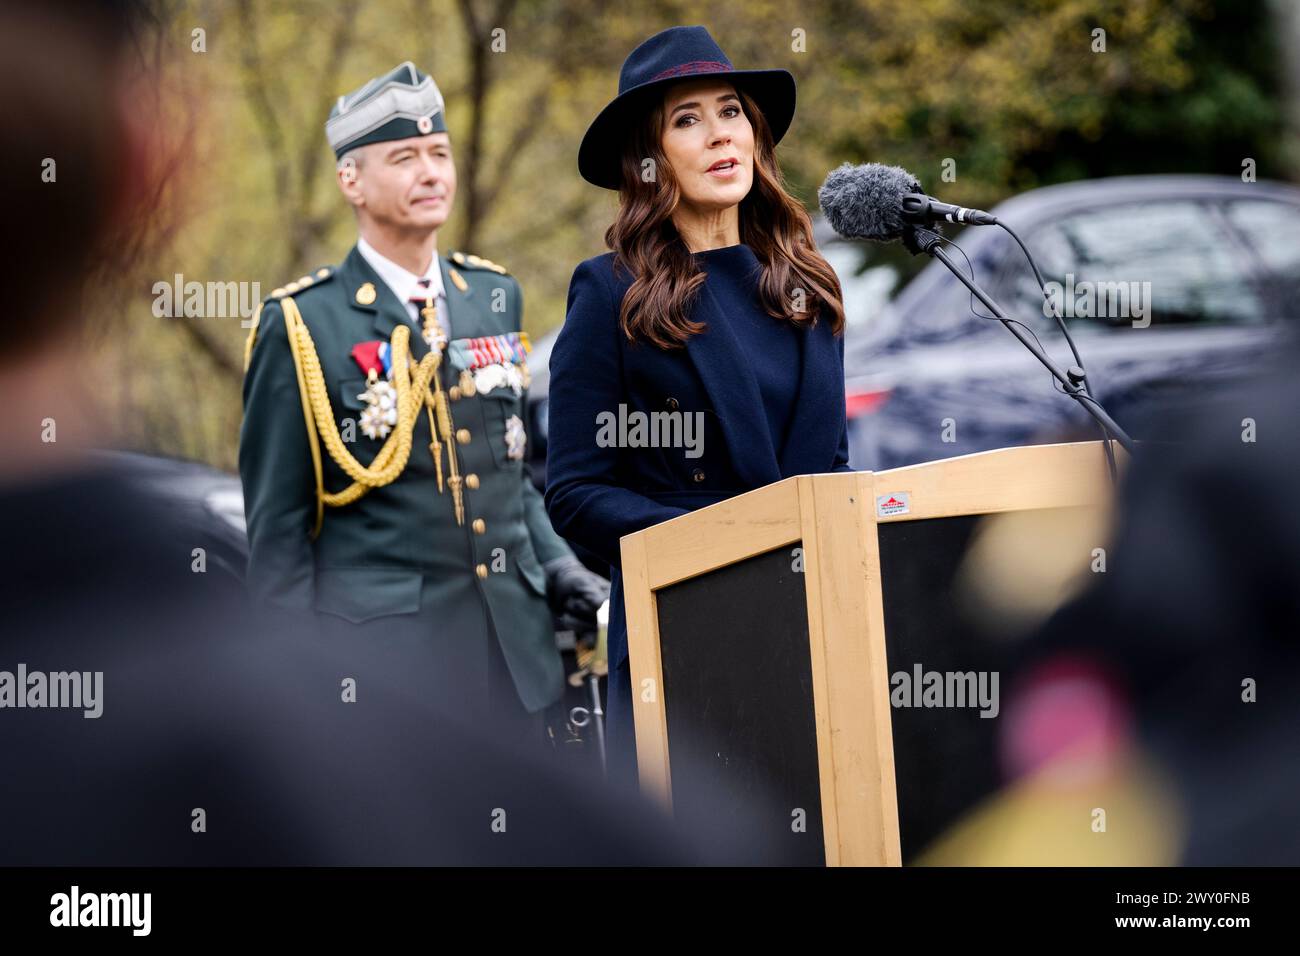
xmin=449 ymin=385 xmax=462 ymax=401
xmin=472 ymin=518 xmax=486 ymax=534
xmin=666 ymin=397 xmax=680 ymax=410
xmin=692 ymin=468 xmax=706 ymax=482
xmin=456 ymin=428 xmax=471 ymax=445
xmin=465 ymin=473 xmax=480 ymax=489
xmin=475 ymin=563 xmax=488 ymax=579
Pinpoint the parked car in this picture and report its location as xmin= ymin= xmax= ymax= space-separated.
xmin=94 ymin=450 xmax=249 ymax=583
xmin=841 ymin=175 xmax=1300 ymax=470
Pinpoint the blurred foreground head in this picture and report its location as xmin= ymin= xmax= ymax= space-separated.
xmin=928 ymin=337 xmax=1300 ymax=865
xmin=0 ymin=1 xmax=174 ymax=480
xmin=2 ymin=0 xmax=165 ymax=354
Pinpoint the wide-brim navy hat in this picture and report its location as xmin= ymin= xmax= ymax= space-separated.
xmin=578 ymin=25 xmax=796 ymax=190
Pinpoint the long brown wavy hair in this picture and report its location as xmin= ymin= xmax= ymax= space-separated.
xmin=604 ymin=84 xmax=844 ymax=349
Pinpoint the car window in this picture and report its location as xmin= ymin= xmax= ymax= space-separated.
xmin=1003 ymin=200 xmax=1268 ymax=330
xmin=1222 ymin=199 xmax=1300 ymax=321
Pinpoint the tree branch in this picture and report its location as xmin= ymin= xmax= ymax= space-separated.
xmin=234 ymin=0 xmax=290 ymax=217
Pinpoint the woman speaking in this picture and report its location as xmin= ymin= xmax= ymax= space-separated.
xmin=545 ymin=25 xmax=852 ymax=782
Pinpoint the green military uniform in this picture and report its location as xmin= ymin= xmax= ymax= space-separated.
xmin=240 ymin=247 xmax=572 ymax=714
xmin=240 ymin=61 xmax=597 ymax=720
xmin=239 ymin=61 xmax=583 ymax=717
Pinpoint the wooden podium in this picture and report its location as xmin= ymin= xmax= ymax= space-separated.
xmin=619 ymin=441 xmax=1119 ymax=866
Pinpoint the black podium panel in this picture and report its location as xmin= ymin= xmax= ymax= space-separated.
xmin=877 ymin=514 xmax=1028 ymax=861
xmin=655 ymin=543 xmax=825 ymax=865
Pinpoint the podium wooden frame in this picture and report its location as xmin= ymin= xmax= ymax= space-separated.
xmin=619 ymin=441 xmax=1119 ymax=866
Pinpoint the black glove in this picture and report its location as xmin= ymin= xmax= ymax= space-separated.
xmin=543 ymin=555 xmax=609 ymax=626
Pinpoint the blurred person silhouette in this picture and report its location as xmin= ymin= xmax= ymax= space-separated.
xmin=0 ymin=0 xmax=725 ymax=867
xmin=925 ymin=326 xmax=1300 ymax=865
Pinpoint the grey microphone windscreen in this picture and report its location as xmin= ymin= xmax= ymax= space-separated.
xmin=818 ymin=162 xmax=922 ymax=242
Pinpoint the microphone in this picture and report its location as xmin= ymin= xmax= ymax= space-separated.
xmin=901 ymin=193 xmax=998 ymax=227
xmin=817 ymin=161 xmax=1136 ymax=457
xmin=817 ymin=163 xmax=996 ymax=244
xmin=817 ymin=163 xmax=920 ymax=242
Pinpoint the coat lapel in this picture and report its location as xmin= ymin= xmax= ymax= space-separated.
xmin=685 ymin=283 xmax=782 ymax=489
xmin=438 ymin=255 xmax=482 ymax=340
xmin=437 ymin=255 xmax=488 ymax=389
xmin=683 ymin=270 xmax=844 ymax=484
xmin=777 ymin=319 xmax=843 ymax=477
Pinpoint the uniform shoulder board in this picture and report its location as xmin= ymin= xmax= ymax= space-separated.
xmin=450 ymin=250 xmax=509 ymax=275
xmin=270 ymin=265 xmax=336 ymax=299
xmin=245 ymin=266 xmax=335 ymax=370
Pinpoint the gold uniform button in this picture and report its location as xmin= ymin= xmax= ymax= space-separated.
xmin=449 ymin=385 xmax=462 ymax=401
xmin=465 ymin=473 xmax=480 ymax=489
xmin=472 ymin=518 xmax=486 ymax=534
xmin=456 ymin=428 xmax=471 ymax=445
xmin=475 ymin=563 xmax=488 ymax=579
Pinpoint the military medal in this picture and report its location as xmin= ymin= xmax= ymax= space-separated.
xmin=471 ymin=362 xmax=524 ymax=397
xmin=357 ymin=372 xmax=398 ymax=439
xmin=504 ymin=414 xmax=527 ymax=460
xmin=446 ymin=332 xmax=532 ymax=398
xmin=350 ymin=341 xmax=400 ymax=439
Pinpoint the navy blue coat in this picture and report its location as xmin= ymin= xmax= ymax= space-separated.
xmin=544 ymin=248 xmax=852 ymax=773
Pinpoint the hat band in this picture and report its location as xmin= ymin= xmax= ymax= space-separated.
xmin=648 ymin=60 xmax=733 ymax=82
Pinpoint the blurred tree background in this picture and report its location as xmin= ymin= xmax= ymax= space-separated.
xmin=101 ymin=0 xmax=1295 ymax=470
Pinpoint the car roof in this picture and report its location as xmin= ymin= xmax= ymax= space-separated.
xmin=989 ymin=174 xmax=1300 ymax=223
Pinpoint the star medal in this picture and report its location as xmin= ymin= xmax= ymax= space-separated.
xmin=356 ymin=370 xmax=397 ymax=439
xmin=504 ymin=414 xmax=527 ymax=460
xmin=350 ymin=340 xmax=399 ymax=439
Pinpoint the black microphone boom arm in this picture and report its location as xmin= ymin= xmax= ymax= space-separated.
xmin=905 ymin=224 xmax=1136 ymax=454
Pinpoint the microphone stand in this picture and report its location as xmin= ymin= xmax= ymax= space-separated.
xmin=903 ymin=224 xmax=1136 ymax=456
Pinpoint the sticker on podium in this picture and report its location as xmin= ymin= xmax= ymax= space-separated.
xmin=876 ymin=492 xmax=910 ymax=517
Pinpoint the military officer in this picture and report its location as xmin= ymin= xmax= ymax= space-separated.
xmin=239 ymin=61 xmax=606 ymax=741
